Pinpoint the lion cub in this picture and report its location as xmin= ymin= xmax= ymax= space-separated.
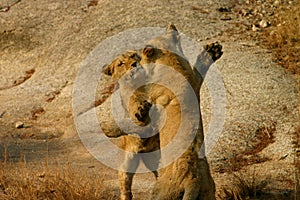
xmin=137 ymin=25 xmax=218 ymax=200
xmin=103 ymin=51 xmax=161 ymax=200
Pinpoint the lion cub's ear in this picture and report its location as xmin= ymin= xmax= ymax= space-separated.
xmin=166 ymin=23 xmax=178 ymax=32
xmin=142 ymin=45 xmax=155 ymax=58
xmin=128 ymin=51 xmax=141 ymax=62
xmin=103 ymin=64 xmax=114 ymax=76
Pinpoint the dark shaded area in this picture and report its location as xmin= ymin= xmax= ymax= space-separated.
xmin=0 ymin=139 xmax=69 ymax=163
xmin=0 ymin=0 xmax=21 ymax=12
xmin=0 ymin=30 xmax=39 ymax=52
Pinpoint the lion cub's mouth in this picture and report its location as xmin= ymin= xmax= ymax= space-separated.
xmin=129 ymin=65 xmax=144 ymax=79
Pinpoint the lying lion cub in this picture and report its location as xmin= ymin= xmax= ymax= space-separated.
xmin=103 ymin=25 xmax=222 ymax=200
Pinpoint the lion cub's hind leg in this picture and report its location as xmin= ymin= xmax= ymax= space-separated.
xmin=119 ymin=152 xmax=140 ymax=200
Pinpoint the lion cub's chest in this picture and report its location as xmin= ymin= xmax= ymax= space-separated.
xmin=120 ymin=134 xmax=159 ymax=153
xmin=148 ymin=85 xmax=178 ymax=107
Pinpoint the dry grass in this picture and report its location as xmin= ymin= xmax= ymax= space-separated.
xmin=215 ymin=124 xmax=276 ymax=173
xmin=261 ymin=1 xmax=300 ymax=74
xmin=292 ymin=126 xmax=300 ymax=199
xmin=219 ymin=170 xmax=296 ymax=200
xmin=220 ymin=174 xmax=268 ymax=200
xmin=0 ymin=151 xmax=117 ymax=200
xmin=292 ymin=126 xmax=300 ymax=169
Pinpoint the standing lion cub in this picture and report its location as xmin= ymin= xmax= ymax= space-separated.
xmin=138 ymin=25 xmax=217 ymax=200
xmin=103 ymin=51 xmax=161 ymax=200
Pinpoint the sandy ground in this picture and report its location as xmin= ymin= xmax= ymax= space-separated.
xmin=0 ymin=0 xmax=299 ymax=199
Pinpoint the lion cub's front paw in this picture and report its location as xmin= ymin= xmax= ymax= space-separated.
xmin=134 ymin=100 xmax=152 ymax=123
xmin=203 ymin=42 xmax=223 ymax=61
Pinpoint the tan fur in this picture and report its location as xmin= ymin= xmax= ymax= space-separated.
xmin=138 ymin=25 xmax=216 ymax=200
xmin=103 ymin=51 xmax=141 ymax=79
xmin=103 ymin=51 xmax=160 ymax=200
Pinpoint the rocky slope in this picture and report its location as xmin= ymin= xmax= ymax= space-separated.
xmin=0 ymin=0 xmax=299 ymax=198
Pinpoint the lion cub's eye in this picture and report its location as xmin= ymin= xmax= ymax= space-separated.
xmin=131 ymin=61 xmax=137 ymax=68
xmin=117 ymin=60 xmax=125 ymax=67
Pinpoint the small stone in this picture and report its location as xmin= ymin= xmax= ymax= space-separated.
xmin=220 ymin=16 xmax=232 ymax=21
xmin=0 ymin=111 xmax=5 ymax=118
xmin=269 ymin=11 xmax=275 ymax=16
xmin=274 ymin=0 xmax=280 ymax=6
xmin=259 ymin=19 xmax=269 ymax=28
xmin=15 ymin=121 xmax=24 ymax=129
xmin=252 ymin=25 xmax=260 ymax=31
xmin=279 ymin=154 xmax=289 ymax=160
xmin=269 ymin=30 xmax=275 ymax=36
xmin=240 ymin=9 xmax=250 ymax=16
xmin=253 ymin=9 xmax=258 ymax=15
xmin=218 ymin=7 xmax=231 ymax=12
xmin=37 ymin=172 xmax=46 ymax=178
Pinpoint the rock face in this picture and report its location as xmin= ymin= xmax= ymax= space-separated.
xmin=0 ymin=0 xmax=298 ymax=199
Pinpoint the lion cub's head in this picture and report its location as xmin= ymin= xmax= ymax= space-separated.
xmin=103 ymin=51 xmax=141 ymax=79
